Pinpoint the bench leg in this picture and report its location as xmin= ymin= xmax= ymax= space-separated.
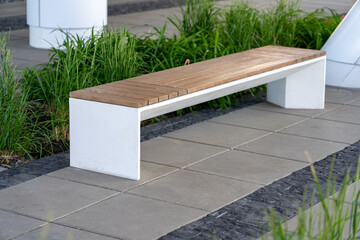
xmin=266 ymin=59 xmax=326 ymax=109
xmin=70 ymin=98 xmax=141 ymax=180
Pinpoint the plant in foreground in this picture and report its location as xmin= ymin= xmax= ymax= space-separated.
xmin=263 ymin=155 xmax=360 ymax=240
xmin=0 ymin=34 xmax=50 ymax=161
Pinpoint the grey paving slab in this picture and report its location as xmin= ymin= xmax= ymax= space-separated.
xmin=7 ymin=28 xmax=29 ymax=40
xmin=210 ymin=108 xmax=307 ymax=131
xmin=124 ymin=24 xmax=178 ymax=36
xmin=1 ymin=29 xmax=28 ymax=41
xmin=0 ymin=2 xmax=25 ymax=18
xmin=0 ymin=166 xmax=6 ymax=172
xmin=348 ymin=97 xmax=360 ymax=107
xmin=141 ymin=137 xmax=227 ymax=168
xmin=316 ymin=105 xmax=360 ymax=125
xmin=237 ymin=133 xmax=348 ymax=163
xmin=12 ymin=57 xmax=43 ymax=70
xmin=56 ymin=193 xmax=207 ymax=240
xmin=0 ymin=209 xmax=44 ymax=240
xmin=250 ymin=102 xmax=341 ymax=117
xmin=48 ymin=161 xmax=177 ymax=192
xmin=129 ymin=169 xmax=261 ymax=211
xmin=108 ymin=7 xmax=181 ymax=26
xmin=187 ymin=150 xmax=307 ymax=185
xmin=0 ymin=175 xmax=117 ymax=221
xmin=14 ymin=223 xmax=117 ymax=240
xmin=280 ymin=118 xmax=360 ymax=144
xmin=325 ymin=87 xmax=360 ymax=104
xmin=9 ymin=39 xmax=51 ymax=63
xmin=164 ymin=121 xmax=270 ymax=148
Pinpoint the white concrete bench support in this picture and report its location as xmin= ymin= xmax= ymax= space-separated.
xmin=267 ymin=58 xmax=326 ymax=109
xmin=70 ymin=55 xmax=326 ymax=180
xmin=70 ymin=99 xmax=141 ymax=180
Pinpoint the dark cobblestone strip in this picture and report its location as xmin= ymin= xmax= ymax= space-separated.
xmin=0 ymin=15 xmax=27 ymax=32
xmin=160 ymin=141 xmax=360 ymax=240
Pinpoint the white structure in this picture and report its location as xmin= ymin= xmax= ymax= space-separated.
xmin=70 ymin=56 xmax=326 ymax=180
xmin=322 ymin=0 xmax=360 ymax=88
xmin=26 ymin=0 xmax=107 ymax=49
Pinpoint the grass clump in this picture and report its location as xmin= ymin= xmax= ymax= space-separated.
xmin=23 ymin=28 xmax=140 ymax=140
xmin=263 ymin=156 xmax=360 ymax=240
xmin=0 ymin=35 xmax=50 ymax=162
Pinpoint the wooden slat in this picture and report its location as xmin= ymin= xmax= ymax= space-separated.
xmin=70 ymin=88 xmax=148 ymax=107
xmin=169 ymin=57 xmax=299 ymax=93
xmin=70 ymin=46 xmax=325 ymax=108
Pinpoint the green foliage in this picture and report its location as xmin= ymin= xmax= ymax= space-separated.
xmin=294 ymin=9 xmax=342 ymax=50
xmin=263 ymin=156 xmax=360 ymax=240
xmin=0 ymin=35 xmax=49 ymax=159
xmin=221 ymin=1 xmax=261 ymax=53
xmin=23 ymin=28 xmax=140 ymax=140
xmin=169 ymin=0 xmax=219 ymax=37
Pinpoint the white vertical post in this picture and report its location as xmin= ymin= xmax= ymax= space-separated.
xmin=27 ymin=0 xmax=107 ymax=49
xmin=70 ymin=98 xmax=141 ymax=180
xmin=267 ymin=58 xmax=326 ymax=109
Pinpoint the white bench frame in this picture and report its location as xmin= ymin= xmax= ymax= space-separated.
xmin=70 ymin=56 xmax=326 ymax=180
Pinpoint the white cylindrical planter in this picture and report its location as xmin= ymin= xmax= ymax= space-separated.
xmin=27 ymin=0 xmax=107 ymax=49
xmin=321 ymin=0 xmax=360 ymax=89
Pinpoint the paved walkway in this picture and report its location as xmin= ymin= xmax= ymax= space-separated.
xmin=0 ymin=87 xmax=360 ymax=240
xmin=0 ymin=1 xmax=360 ymax=240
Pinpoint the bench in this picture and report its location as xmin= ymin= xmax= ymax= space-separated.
xmin=69 ymin=45 xmax=326 ymax=180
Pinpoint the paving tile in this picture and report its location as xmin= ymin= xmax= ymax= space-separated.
xmin=250 ymin=102 xmax=341 ymax=117
xmin=9 ymin=40 xmax=51 ymax=63
xmin=13 ymin=58 xmax=43 ymax=70
xmin=10 ymin=28 xmax=29 ymax=40
xmin=188 ymin=150 xmax=307 ymax=185
xmin=210 ymin=108 xmax=307 ymax=131
xmin=348 ymin=97 xmax=360 ymax=107
xmin=164 ymin=121 xmax=270 ymax=148
xmin=141 ymin=137 xmax=227 ymax=168
xmin=325 ymin=87 xmax=360 ymax=104
xmin=0 ymin=209 xmax=43 ymax=240
xmin=237 ymin=133 xmax=348 ymax=163
xmin=0 ymin=166 xmax=6 ymax=172
xmin=0 ymin=2 xmax=25 ymax=18
xmin=280 ymin=118 xmax=360 ymax=144
xmin=14 ymin=224 xmax=117 ymax=240
xmin=56 ymin=193 xmax=207 ymax=240
xmin=129 ymin=170 xmax=261 ymax=211
xmin=316 ymin=105 xmax=360 ymax=125
xmin=0 ymin=176 xmax=117 ymax=221
xmin=48 ymin=161 xmax=177 ymax=192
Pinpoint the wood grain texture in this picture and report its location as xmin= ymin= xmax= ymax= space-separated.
xmin=70 ymin=46 xmax=325 ymax=107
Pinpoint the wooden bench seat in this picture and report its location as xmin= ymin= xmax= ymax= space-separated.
xmin=70 ymin=45 xmax=326 ymax=180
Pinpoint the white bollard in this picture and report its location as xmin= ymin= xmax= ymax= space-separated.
xmin=321 ymin=0 xmax=360 ymax=89
xmin=26 ymin=0 xmax=107 ymax=49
